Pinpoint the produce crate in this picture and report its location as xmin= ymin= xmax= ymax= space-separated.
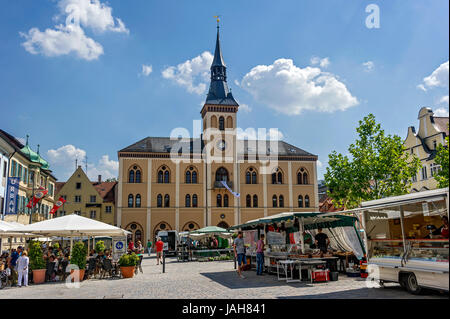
xmin=312 ymin=269 xmax=329 ymax=282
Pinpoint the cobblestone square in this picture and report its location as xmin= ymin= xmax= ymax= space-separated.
xmin=0 ymin=257 xmax=447 ymax=299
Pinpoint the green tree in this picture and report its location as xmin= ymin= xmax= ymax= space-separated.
xmin=434 ymin=132 xmax=449 ymax=188
xmin=325 ymin=114 xmax=421 ymax=209
xmin=105 ymin=178 xmax=118 ymax=182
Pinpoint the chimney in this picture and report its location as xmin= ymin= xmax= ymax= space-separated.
xmin=98 ymin=175 xmax=102 ymax=183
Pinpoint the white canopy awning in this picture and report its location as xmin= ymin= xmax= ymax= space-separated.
xmin=16 ymin=214 xmax=130 ymax=237
xmin=0 ymin=220 xmax=34 ymax=237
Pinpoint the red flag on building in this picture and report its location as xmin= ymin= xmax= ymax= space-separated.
xmin=50 ymin=197 xmax=66 ymax=215
xmin=28 ymin=189 xmax=48 ymax=208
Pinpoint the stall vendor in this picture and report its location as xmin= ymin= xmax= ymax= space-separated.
xmin=436 ymin=216 xmax=449 ymax=239
xmin=314 ymin=228 xmax=330 ymax=253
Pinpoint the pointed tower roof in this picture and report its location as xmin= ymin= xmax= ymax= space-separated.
xmin=211 ymin=26 xmax=226 ymax=68
xmin=204 ymin=24 xmax=239 ymax=106
xmin=20 ymin=135 xmax=40 ymax=163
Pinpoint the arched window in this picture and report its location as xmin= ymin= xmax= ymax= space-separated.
xmin=158 ymin=166 xmax=170 ymax=183
xmin=215 ymin=167 xmax=229 ymax=182
xmin=279 ymin=195 xmax=284 ymax=208
xmin=305 ymin=195 xmax=310 ymax=208
xmin=224 ymin=194 xmax=229 ymax=207
xmin=277 ymin=172 xmax=283 ymax=184
xmin=211 ymin=115 xmax=217 ymax=128
xmin=128 ymin=194 xmax=133 ymax=208
xmin=226 ymin=116 xmax=233 ymax=128
xmin=164 ymin=170 xmax=170 ymax=183
xmin=253 ymin=195 xmax=258 ymax=208
xmin=252 ymin=171 xmax=257 ymax=184
xmin=245 ymin=167 xmax=257 ymax=184
xmin=298 ymin=195 xmax=303 ymax=208
xmin=164 ymin=194 xmax=170 ymax=207
xmin=185 ymin=194 xmax=191 ymax=207
xmin=246 ymin=195 xmax=251 ymax=207
xmin=297 ymin=168 xmax=308 ymax=185
xmin=128 ymin=170 xmax=135 ymax=183
xmin=192 ymin=171 xmax=197 ymax=184
xmin=135 ymin=170 xmax=141 ymax=183
xmin=192 ymin=194 xmax=198 ymax=207
xmin=272 ymin=195 xmax=277 ymax=207
xmin=217 ymin=194 xmax=222 ymax=207
xmin=219 ymin=116 xmax=225 ymax=131
xmin=185 ymin=171 xmax=191 ymax=184
xmin=272 ymin=168 xmax=283 ymax=184
xmin=157 ymin=194 xmax=162 ymax=207
xmin=135 ymin=194 xmax=141 ymax=208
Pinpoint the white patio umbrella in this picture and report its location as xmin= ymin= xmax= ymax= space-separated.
xmin=16 ymin=214 xmax=130 ymax=252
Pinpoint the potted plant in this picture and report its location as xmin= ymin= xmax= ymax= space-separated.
xmin=70 ymin=241 xmax=87 ymax=282
xmin=29 ymin=240 xmax=46 ymax=284
xmin=52 ymin=242 xmax=60 ymax=250
xmin=95 ymin=240 xmax=105 ymax=254
xmin=118 ymin=253 xmax=139 ymax=278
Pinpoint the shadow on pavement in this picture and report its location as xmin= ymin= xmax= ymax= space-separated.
xmin=200 ymin=271 xmax=314 ymax=289
xmin=278 ymin=285 xmax=449 ymax=299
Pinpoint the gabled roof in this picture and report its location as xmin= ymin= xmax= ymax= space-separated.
xmin=433 ymin=116 xmax=449 ymax=136
xmin=92 ymin=182 xmax=117 ymax=202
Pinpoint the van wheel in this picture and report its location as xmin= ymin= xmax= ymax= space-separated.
xmin=405 ymin=273 xmax=422 ymax=295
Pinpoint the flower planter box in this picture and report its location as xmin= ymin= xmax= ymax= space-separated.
xmin=120 ymin=266 xmax=135 ymax=278
xmin=32 ymin=269 xmax=46 ymax=284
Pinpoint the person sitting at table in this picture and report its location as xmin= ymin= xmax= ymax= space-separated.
xmin=314 ymin=228 xmax=330 ymax=253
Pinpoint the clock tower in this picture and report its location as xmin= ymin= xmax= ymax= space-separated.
xmin=200 ymin=23 xmax=240 ymax=226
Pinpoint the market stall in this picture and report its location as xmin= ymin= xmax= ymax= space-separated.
xmin=229 ymin=211 xmax=365 ymax=282
xmin=182 ymin=226 xmax=234 ymax=262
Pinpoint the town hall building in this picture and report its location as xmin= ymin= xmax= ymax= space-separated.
xmin=116 ymin=26 xmax=319 ymax=243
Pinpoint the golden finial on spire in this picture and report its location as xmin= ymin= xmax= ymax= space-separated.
xmin=214 ymin=15 xmax=220 ymax=27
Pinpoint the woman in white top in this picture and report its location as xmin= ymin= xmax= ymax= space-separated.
xmin=17 ymin=251 xmax=29 ymax=287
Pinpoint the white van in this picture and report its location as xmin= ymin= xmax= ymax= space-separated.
xmin=356 ymin=188 xmax=449 ymax=294
xmin=157 ymin=230 xmax=178 ymax=256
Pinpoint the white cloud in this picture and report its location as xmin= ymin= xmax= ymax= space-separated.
xmin=236 ymin=128 xmax=284 ymax=140
xmin=20 ymin=0 xmax=127 ymax=60
xmin=21 ymin=24 xmax=103 ymax=60
xmin=57 ymin=0 xmax=129 ymax=34
xmin=311 ymin=56 xmax=330 ymax=68
xmin=47 ymin=145 xmax=118 ymax=180
xmin=240 ymin=58 xmax=358 ymax=115
xmin=317 ymin=160 xmax=323 ymax=168
xmin=362 ymin=61 xmax=374 ymax=72
xmin=439 ymin=95 xmax=449 ymax=106
xmin=418 ymin=61 xmax=449 ymax=91
xmin=434 ymin=107 xmax=449 ymax=117
xmin=162 ymin=51 xmax=213 ymax=95
xmin=239 ymin=103 xmax=252 ymax=113
xmin=141 ymin=64 xmax=153 ymax=76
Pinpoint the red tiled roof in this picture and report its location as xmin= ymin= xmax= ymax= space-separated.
xmin=92 ymin=182 xmax=117 ymax=202
xmin=55 ymin=182 xmax=66 ymax=195
xmin=319 ymin=196 xmax=344 ymax=213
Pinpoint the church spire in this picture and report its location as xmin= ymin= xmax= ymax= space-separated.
xmin=204 ymin=21 xmax=238 ymax=106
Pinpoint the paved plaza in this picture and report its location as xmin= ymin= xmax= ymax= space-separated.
xmin=0 ymin=256 xmax=447 ymax=299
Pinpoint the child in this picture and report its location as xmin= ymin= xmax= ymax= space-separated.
xmin=17 ymin=251 xmax=29 ymax=287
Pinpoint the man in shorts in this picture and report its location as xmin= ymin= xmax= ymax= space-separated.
xmin=233 ymin=231 xmax=246 ymax=279
xmin=155 ymin=238 xmax=164 ymax=265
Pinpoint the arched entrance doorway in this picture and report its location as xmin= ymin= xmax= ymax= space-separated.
xmin=125 ymin=222 xmax=144 ymax=244
xmin=217 ymin=221 xmax=229 ymax=229
xmin=153 ymin=221 xmax=173 ymax=241
xmin=182 ymin=221 xmax=200 ymax=232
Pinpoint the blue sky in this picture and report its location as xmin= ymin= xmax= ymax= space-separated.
xmin=0 ymin=0 xmax=448 ymax=181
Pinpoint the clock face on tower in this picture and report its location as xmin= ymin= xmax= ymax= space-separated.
xmin=217 ymin=139 xmax=226 ymax=151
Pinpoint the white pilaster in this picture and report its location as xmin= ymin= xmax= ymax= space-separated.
xmin=146 ymin=159 xmax=152 ymax=241
xmin=203 ymin=160 xmax=207 ymax=227
xmin=175 ymin=160 xmax=180 ymax=231
xmin=263 ymin=171 xmax=268 ymax=217
xmin=117 ymin=157 xmax=123 ymax=227
xmin=288 ymin=161 xmax=293 ymax=211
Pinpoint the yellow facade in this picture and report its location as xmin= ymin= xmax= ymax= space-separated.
xmin=403 ymin=107 xmax=449 ymax=192
xmin=55 ymin=166 xmax=115 ymax=225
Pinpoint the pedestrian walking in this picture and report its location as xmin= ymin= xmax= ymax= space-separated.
xmin=147 ymin=239 xmax=152 ymax=257
xmin=256 ymin=234 xmax=265 ymax=276
xmin=233 ymin=231 xmax=246 ymax=279
xmin=155 ymin=238 xmax=164 ymax=265
xmin=17 ymin=251 xmax=29 ymax=287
